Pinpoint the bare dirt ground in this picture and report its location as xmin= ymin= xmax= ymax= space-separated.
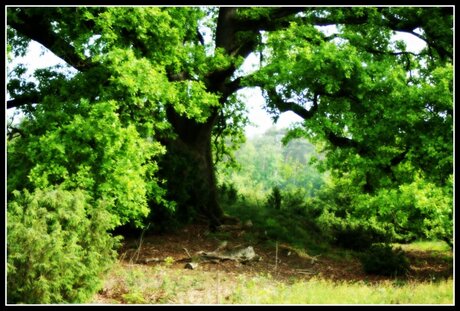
xmin=93 ymin=223 xmax=453 ymax=304
xmin=121 ymin=224 xmax=452 ymax=282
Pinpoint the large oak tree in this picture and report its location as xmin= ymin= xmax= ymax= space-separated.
xmin=7 ymin=7 xmax=453 ymax=227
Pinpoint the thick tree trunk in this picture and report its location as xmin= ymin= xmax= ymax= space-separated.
xmin=155 ymin=8 xmax=247 ymax=227
xmin=157 ymin=108 xmax=224 ymax=226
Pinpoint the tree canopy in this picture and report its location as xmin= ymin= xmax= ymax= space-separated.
xmin=7 ymin=6 xmax=453 ymax=228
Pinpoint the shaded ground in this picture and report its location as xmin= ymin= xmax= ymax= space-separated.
xmin=120 ymin=224 xmax=452 ymax=282
xmin=93 ymin=223 xmax=453 ymax=304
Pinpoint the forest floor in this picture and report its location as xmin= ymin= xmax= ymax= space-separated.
xmin=92 ymin=223 xmax=453 ymax=304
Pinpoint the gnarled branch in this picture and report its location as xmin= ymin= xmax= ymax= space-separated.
xmin=8 ymin=8 xmax=96 ymax=72
xmin=7 ymin=92 xmax=42 ymax=109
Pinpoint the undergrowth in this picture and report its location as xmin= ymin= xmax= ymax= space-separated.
xmin=221 ymin=193 xmax=329 ymax=255
xmin=92 ymin=264 xmax=453 ymax=304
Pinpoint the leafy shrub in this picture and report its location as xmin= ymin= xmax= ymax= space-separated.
xmin=7 ymin=188 xmax=121 ymax=304
xmin=7 ymin=100 xmax=168 ymax=229
xmin=367 ymin=176 xmax=454 ymax=247
xmin=333 ymin=222 xmax=389 ymax=251
xmin=360 ymin=244 xmax=410 ymax=277
xmin=303 ymin=198 xmax=325 ymax=219
xmin=281 ymin=189 xmax=306 ymax=213
xmin=218 ymin=182 xmax=239 ymax=204
xmin=266 ymin=186 xmax=282 ymax=210
xmin=311 ymin=174 xmax=453 ymax=248
xmin=316 ymin=210 xmax=390 ymax=251
xmin=264 ymin=217 xmax=288 ymax=239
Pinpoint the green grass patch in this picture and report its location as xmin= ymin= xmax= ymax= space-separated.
xmin=93 ymin=263 xmax=453 ymax=305
xmin=227 ymin=276 xmax=454 ymax=304
xmin=394 ymin=240 xmax=451 ymax=252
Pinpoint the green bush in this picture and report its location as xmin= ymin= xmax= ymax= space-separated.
xmin=360 ymin=244 xmax=410 ymax=277
xmin=281 ymin=189 xmax=306 ymax=213
xmin=7 ymin=99 xmax=166 ymax=229
xmin=266 ymin=186 xmax=282 ymax=210
xmin=218 ymin=182 xmax=239 ymax=204
xmin=7 ymin=188 xmax=121 ymax=304
xmin=332 ymin=222 xmax=389 ymax=251
xmin=310 ymin=174 xmax=453 ymax=248
xmin=315 ymin=209 xmax=390 ymax=251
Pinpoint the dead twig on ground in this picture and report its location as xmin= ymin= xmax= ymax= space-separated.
xmin=130 ymin=223 xmax=151 ymax=264
xmin=275 ymin=241 xmax=279 ymax=272
xmin=183 ymin=247 xmax=192 ymax=259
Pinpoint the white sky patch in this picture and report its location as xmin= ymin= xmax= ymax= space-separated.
xmin=83 ymin=34 xmax=102 ymax=58
xmin=314 ymin=24 xmax=338 ymax=36
xmin=8 ymin=40 xmax=74 ymax=80
xmin=240 ymin=87 xmax=303 ymax=138
xmin=392 ymin=31 xmax=427 ymax=53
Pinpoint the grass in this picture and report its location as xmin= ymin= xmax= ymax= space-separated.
xmin=91 ymin=263 xmax=453 ymax=305
xmin=394 ymin=240 xmax=451 ymax=252
xmin=91 ymin=262 xmax=241 ymax=304
xmin=89 ymin=196 xmax=453 ymax=305
xmin=227 ymin=275 xmax=453 ymax=304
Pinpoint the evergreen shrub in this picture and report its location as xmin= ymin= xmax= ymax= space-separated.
xmin=7 ymin=188 xmax=121 ymax=304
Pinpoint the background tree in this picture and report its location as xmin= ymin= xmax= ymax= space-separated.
xmin=218 ymin=127 xmax=324 ymax=201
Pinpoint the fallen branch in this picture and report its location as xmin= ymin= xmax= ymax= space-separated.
xmin=142 ymin=258 xmax=162 ymax=264
xmin=295 ymin=268 xmax=318 ymax=275
xmin=197 ymin=246 xmax=261 ymax=264
xmin=183 ymin=247 xmax=192 ymax=259
xmin=138 ymin=245 xmax=261 ymax=266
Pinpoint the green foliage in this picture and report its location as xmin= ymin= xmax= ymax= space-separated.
xmin=229 ymin=275 xmax=453 ymax=304
xmin=212 ymin=93 xmax=250 ymax=168
xmin=329 ymin=219 xmax=389 ymax=251
xmin=251 ymin=8 xmax=453 ymax=192
xmin=363 ymin=176 xmax=453 ymax=246
xmin=311 ymin=173 xmax=453 ymax=248
xmin=222 ymin=194 xmax=328 ymax=253
xmin=218 ymin=182 xmax=239 ymax=204
xmin=282 ymin=188 xmax=322 ymax=216
xmin=6 ymin=24 xmax=30 ymax=58
xmin=7 ymin=7 xmax=453 ymax=261
xmin=122 ymin=292 xmax=147 ymax=304
xmin=360 ymin=244 xmax=410 ymax=277
xmin=7 ymin=99 xmax=166 ymax=228
xmin=396 ymin=240 xmax=451 ymax=253
xmin=7 ymin=187 xmax=121 ymax=304
xmin=266 ymin=186 xmax=282 ymax=210
xmin=164 ymin=256 xmax=175 ymax=267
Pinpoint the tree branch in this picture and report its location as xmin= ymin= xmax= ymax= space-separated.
xmin=8 ymin=8 xmax=96 ymax=72
xmin=390 ymin=149 xmax=409 ymax=167
xmin=324 ymin=130 xmax=364 ymax=152
xmin=7 ymin=126 xmax=26 ymax=140
xmin=7 ymin=92 xmax=42 ymax=109
xmin=365 ymin=48 xmax=419 ymax=57
xmin=222 ymin=77 xmax=243 ymax=99
xmin=265 ymin=88 xmax=319 ymax=120
xmin=234 ymin=7 xmax=306 ymax=32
